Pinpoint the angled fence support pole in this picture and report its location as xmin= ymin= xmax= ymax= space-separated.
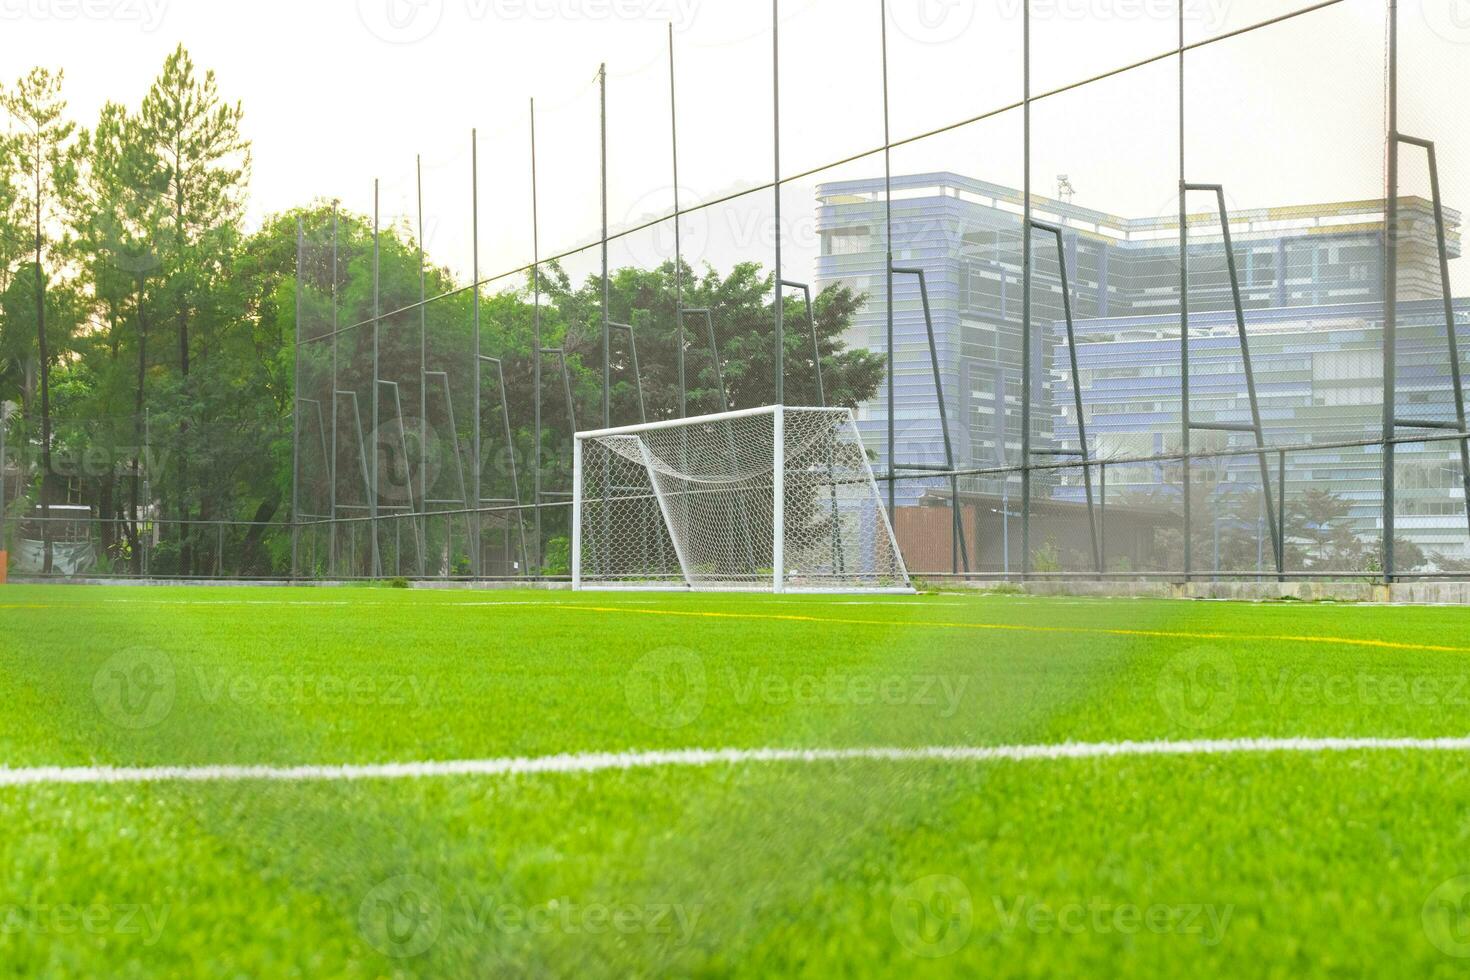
xmin=681 ymin=308 xmax=730 ymax=414
xmin=423 ymin=370 xmax=475 ymax=574
xmin=891 ymin=264 xmax=970 ymax=575
xmin=608 ymin=322 xmax=651 ymax=571
xmin=1180 ymin=183 xmax=1282 ymax=579
xmin=297 ymin=397 xmax=332 ymax=576
xmin=608 ymin=322 xmax=648 ymax=425
xmin=478 ymin=355 xmax=531 ymax=577
xmin=1391 ymin=136 xmax=1470 ymax=549
xmin=333 ymin=389 xmax=376 ymax=575
xmin=779 ymin=279 xmax=825 ymax=407
xmin=538 ymin=349 xmax=581 ymax=537
xmin=781 ymin=279 xmax=844 ymax=567
xmin=1278 ymin=449 xmax=1287 ymax=577
xmin=1028 ymin=220 xmax=1102 ymax=574
xmin=376 ymin=380 xmax=425 ymax=575
xmin=669 ymin=312 xmax=753 ymax=570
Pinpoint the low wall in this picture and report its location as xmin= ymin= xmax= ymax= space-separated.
xmin=12 ymin=576 xmax=1470 ymax=604
xmin=945 ymin=579 xmax=1470 ymax=604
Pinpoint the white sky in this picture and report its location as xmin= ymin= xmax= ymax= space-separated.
xmin=2 ymin=0 xmax=1466 ymax=289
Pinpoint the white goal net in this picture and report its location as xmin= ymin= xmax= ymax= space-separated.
xmin=573 ymin=406 xmax=911 ymax=592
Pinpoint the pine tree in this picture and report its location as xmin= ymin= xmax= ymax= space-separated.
xmin=2 ymin=67 xmax=80 ymax=573
xmin=138 ymin=45 xmax=249 ymax=573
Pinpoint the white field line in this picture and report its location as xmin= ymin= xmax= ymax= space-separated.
xmin=5 ymin=737 xmax=1470 ymax=788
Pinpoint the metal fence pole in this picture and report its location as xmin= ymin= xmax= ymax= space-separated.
xmin=1020 ymin=0 xmax=1033 ymax=578
xmin=600 ymin=64 xmax=611 ymax=429
xmin=1382 ymin=0 xmax=1399 ymax=584
xmin=669 ymin=25 xmax=687 ymax=418
xmin=370 ymin=180 xmax=382 ymax=577
xmin=880 ymin=0 xmax=895 ymax=517
xmin=329 ymin=208 xmax=339 ymax=579
xmin=291 ymin=220 xmax=303 ymax=579
xmin=1178 ymin=12 xmax=1191 ymax=581
xmin=531 ymin=98 xmax=543 ymax=578
xmin=472 ymin=131 xmax=484 ymax=578
xmin=772 ymin=0 xmax=784 ymax=407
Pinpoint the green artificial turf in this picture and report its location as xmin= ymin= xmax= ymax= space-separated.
xmin=5 ymin=585 xmax=1470 ymax=976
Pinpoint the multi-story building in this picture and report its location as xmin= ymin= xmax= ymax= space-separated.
xmin=814 ymin=172 xmax=1469 ymax=564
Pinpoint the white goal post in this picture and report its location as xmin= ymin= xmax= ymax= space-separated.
xmin=573 ymin=405 xmax=912 ymax=593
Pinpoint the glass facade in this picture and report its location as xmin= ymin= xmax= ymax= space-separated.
xmin=816 ymin=172 xmax=1469 ymax=561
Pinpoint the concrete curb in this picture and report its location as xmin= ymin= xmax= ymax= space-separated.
xmin=10 ymin=577 xmax=1470 ymax=604
xmin=943 ymin=580 xmax=1470 ymax=605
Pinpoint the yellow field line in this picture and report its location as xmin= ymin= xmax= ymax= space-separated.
xmin=564 ymin=605 xmax=1470 ymax=654
xmin=5 ymin=598 xmax=1467 ymax=655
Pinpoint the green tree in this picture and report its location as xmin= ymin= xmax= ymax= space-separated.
xmin=541 ymin=258 xmax=883 ymax=424
xmin=139 ymin=44 xmax=250 ymax=573
xmin=0 ymin=90 xmax=26 ymax=403
xmin=2 ymin=67 xmax=80 ymax=573
xmin=69 ymin=101 xmax=170 ymax=567
xmin=1285 ymin=488 xmax=1365 ymax=571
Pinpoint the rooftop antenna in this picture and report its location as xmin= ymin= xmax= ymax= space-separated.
xmin=1057 ymin=174 xmax=1075 ymax=205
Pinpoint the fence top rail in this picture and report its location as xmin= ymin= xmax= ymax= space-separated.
xmin=574 ymin=405 xmax=849 ymax=441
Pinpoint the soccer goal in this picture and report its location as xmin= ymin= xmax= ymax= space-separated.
xmin=573 ymin=405 xmax=912 ymax=593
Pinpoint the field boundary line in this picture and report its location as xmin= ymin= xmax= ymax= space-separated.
xmin=561 ymin=605 xmax=1470 ymax=654
xmin=6 ymin=737 xmax=1470 ymax=787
